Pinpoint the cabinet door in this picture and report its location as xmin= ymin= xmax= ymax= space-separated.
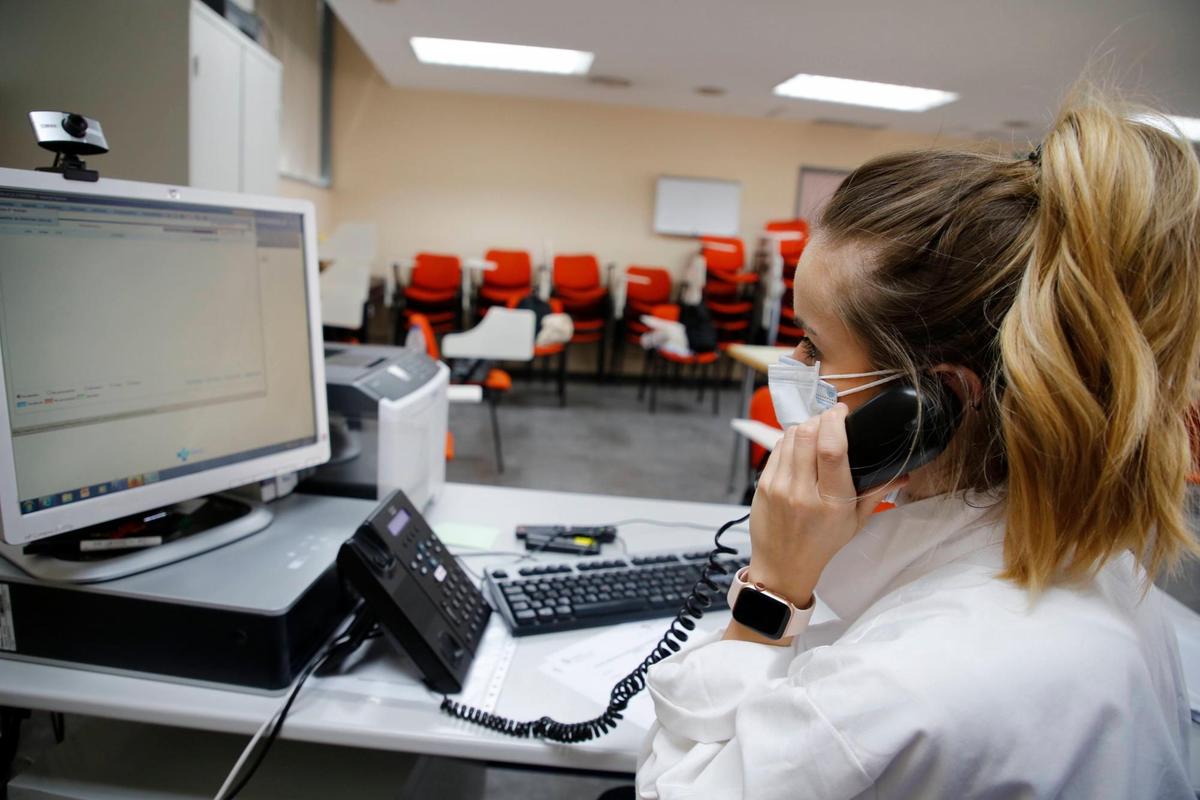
xmin=189 ymin=3 xmax=242 ymax=192
xmin=240 ymin=46 xmax=281 ymax=195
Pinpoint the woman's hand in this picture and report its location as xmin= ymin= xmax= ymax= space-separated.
xmin=745 ymin=403 xmax=900 ymax=609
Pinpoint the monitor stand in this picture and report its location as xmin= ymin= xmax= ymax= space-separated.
xmin=0 ymin=494 xmax=272 ymax=584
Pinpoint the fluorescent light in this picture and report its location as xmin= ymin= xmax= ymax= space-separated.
xmin=1131 ymin=112 xmax=1200 ymax=143
xmin=410 ymin=37 xmax=593 ymax=75
xmin=773 ymin=73 xmax=957 ymax=112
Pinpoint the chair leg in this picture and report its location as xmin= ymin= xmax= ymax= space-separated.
xmin=488 ymin=394 xmax=505 ymax=473
xmin=696 ymin=362 xmax=706 ymax=402
xmin=638 ymin=348 xmax=650 ymax=401
xmin=558 ymin=349 xmax=567 ymax=407
xmin=597 ymin=331 xmax=607 ymax=383
xmin=711 ymin=362 xmax=720 ymax=415
xmin=649 ymin=352 xmax=659 ymax=414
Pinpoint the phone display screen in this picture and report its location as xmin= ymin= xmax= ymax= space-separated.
xmin=386 ymin=508 xmax=411 ymax=537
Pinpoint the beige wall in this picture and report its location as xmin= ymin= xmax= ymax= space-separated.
xmin=328 ymin=23 xmax=979 ymax=281
xmin=278 ymin=176 xmax=334 ymax=237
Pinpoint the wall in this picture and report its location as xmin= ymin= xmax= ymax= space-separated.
xmin=0 ymin=0 xmax=190 ymax=184
xmin=328 ymin=22 xmax=979 ymax=280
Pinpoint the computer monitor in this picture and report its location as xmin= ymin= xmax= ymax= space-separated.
xmin=0 ymin=167 xmax=330 ymax=580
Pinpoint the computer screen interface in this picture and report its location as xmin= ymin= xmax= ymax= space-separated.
xmin=0 ymin=188 xmax=318 ymax=517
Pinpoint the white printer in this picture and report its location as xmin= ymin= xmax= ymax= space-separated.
xmin=312 ymin=344 xmax=449 ymax=509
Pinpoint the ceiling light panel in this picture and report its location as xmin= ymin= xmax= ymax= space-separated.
xmin=773 ymin=73 xmax=957 ymax=112
xmin=410 ymin=37 xmax=594 ymax=75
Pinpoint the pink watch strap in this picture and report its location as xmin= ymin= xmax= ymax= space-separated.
xmin=727 ymin=566 xmax=815 ymax=638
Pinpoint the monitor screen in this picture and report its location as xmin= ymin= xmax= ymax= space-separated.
xmin=0 ymin=172 xmax=328 ymax=545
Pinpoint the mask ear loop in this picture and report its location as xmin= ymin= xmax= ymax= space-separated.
xmin=821 ymin=368 xmax=901 ymax=380
xmin=831 ymin=372 xmax=905 ymax=398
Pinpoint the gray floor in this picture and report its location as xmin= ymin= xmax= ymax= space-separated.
xmin=446 ymin=373 xmax=745 ymax=503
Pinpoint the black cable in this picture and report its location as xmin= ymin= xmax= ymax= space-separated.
xmin=222 ymin=604 xmax=377 ymax=799
xmin=50 ymin=712 xmax=64 ymax=744
xmin=440 ymin=512 xmax=749 ymax=743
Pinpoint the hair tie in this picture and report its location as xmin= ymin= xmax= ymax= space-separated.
xmin=1027 ymin=143 xmax=1042 ymax=166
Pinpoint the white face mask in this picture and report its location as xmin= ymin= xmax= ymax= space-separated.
xmin=767 ymin=356 xmax=902 ymax=428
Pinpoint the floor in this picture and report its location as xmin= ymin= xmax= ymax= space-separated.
xmin=445 ymin=373 xmax=744 ymax=504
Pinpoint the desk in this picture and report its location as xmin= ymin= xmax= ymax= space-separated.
xmin=723 ymin=344 xmax=791 ymax=492
xmin=0 ymin=484 xmax=749 ymax=777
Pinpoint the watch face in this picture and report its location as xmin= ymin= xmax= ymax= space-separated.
xmin=731 ymin=587 xmax=790 ymax=639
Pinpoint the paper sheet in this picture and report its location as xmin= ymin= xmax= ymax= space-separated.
xmin=537 ymin=614 xmax=730 ymax=730
xmin=435 ymin=522 xmax=500 ymax=550
xmin=311 ymin=618 xmax=514 ymax=712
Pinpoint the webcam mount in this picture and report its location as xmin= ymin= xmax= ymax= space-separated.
xmin=29 ymin=111 xmax=109 ymax=182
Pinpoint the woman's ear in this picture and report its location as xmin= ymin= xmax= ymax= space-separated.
xmin=930 ymin=364 xmax=982 ymax=410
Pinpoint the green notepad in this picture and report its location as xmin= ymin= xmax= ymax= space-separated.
xmin=433 ymin=522 xmax=500 ymax=550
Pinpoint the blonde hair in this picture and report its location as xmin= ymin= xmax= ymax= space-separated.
xmin=820 ymin=90 xmax=1200 ymax=592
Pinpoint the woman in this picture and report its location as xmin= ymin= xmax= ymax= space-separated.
xmin=636 ymin=94 xmax=1200 ymax=798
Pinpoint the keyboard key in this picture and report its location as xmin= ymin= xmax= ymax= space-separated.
xmin=515 ymin=609 xmax=536 ymax=624
xmin=575 ymin=598 xmax=646 ymax=618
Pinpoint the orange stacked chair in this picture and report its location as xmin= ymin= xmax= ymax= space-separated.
xmin=552 ymin=254 xmax=610 ymax=379
xmin=641 ymin=303 xmax=720 ymax=415
xmin=477 ymin=249 xmax=533 ymax=316
xmin=398 ymin=253 xmax=461 ymax=338
xmin=739 ymin=385 xmax=783 ymax=502
xmin=505 ymin=293 xmax=569 ymax=406
xmin=699 ymin=236 xmax=756 ymax=352
xmin=764 ymin=219 xmax=811 ymax=346
xmin=407 ymin=312 xmax=512 ymax=472
xmin=612 ymin=266 xmax=672 ymax=377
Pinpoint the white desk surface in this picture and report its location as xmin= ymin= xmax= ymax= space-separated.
xmin=0 ymin=483 xmax=752 ymax=775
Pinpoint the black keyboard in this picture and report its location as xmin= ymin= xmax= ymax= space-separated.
xmin=483 ymin=548 xmax=750 ymax=636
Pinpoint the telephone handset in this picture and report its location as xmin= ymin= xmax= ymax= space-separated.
xmin=845 ymin=380 xmax=963 ymax=493
xmin=336 ymin=491 xmax=491 ymax=693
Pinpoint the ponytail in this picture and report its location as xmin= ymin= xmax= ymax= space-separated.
xmin=999 ymin=97 xmax=1200 ymax=591
xmin=820 ymin=89 xmax=1200 ymax=592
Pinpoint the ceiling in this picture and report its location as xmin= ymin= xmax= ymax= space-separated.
xmin=328 ymin=0 xmax=1200 ymax=142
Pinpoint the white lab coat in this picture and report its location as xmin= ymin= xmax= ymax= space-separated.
xmin=636 ymin=492 xmax=1193 ymax=799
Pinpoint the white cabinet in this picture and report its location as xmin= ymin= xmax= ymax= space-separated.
xmin=0 ymin=0 xmax=282 ymax=193
xmin=189 ymin=0 xmax=281 ymax=195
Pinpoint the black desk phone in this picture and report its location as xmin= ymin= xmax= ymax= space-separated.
xmin=336 ymin=490 xmax=490 ymax=693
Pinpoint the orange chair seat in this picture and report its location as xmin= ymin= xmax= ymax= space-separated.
xmin=483 ymin=369 xmax=512 ymax=392
xmin=570 ymin=317 xmax=606 ymax=332
xmin=557 ymin=286 xmax=608 ymax=306
xmin=707 ymin=299 xmax=753 ymax=315
xmin=707 ymin=269 xmax=759 ymax=285
xmin=534 ymin=343 xmax=565 ymax=357
xmin=445 ymin=431 xmax=455 ymax=461
xmin=659 ymin=349 xmax=718 ymax=365
xmin=479 ymin=285 xmax=530 ymax=305
xmin=405 ymin=285 xmax=457 ymax=304
xmin=713 ymin=319 xmax=750 ymax=331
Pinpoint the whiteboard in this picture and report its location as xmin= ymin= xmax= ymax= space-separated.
xmin=795 ymin=166 xmax=850 ymax=222
xmin=653 ymin=176 xmax=741 ymax=237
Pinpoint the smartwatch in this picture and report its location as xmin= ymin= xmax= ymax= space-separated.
xmin=727 ymin=566 xmax=814 ymax=640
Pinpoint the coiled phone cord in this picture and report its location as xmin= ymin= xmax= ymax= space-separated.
xmin=439 ymin=512 xmax=750 ymax=743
